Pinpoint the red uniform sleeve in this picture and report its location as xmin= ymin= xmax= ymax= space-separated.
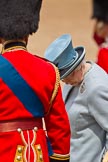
xmin=44 ymin=84 xmax=70 ymax=161
xmin=96 ymin=48 xmax=108 ymax=73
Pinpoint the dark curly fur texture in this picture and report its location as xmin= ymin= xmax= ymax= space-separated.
xmin=0 ymin=0 xmax=42 ymax=40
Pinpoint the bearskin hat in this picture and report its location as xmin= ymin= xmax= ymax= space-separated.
xmin=0 ymin=0 xmax=42 ymax=40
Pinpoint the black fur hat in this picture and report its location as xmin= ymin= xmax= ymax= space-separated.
xmin=0 ymin=0 xmax=42 ymax=40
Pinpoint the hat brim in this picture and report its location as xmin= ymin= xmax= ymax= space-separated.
xmin=60 ymin=46 xmax=85 ymax=79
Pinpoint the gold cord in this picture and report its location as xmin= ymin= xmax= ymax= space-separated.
xmin=1 ymin=39 xmax=27 ymax=54
xmin=1 ymin=46 xmax=27 ymax=54
xmin=45 ymin=62 xmax=60 ymax=116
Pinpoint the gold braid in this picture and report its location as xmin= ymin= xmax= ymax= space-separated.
xmin=45 ymin=63 xmax=60 ymax=116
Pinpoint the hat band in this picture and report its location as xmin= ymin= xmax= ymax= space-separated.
xmin=58 ymin=52 xmax=78 ymax=70
xmin=60 ymin=51 xmax=85 ymax=79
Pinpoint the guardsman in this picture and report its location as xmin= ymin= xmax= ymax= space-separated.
xmin=0 ymin=1 xmax=70 ymax=162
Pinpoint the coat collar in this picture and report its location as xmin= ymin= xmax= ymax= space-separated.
xmin=62 ymin=84 xmax=74 ymax=103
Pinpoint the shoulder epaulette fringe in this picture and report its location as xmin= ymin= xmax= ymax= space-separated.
xmin=45 ymin=63 xmax=60 ymax=115
xmin=49 ymin=63 xmax=60 ymax=105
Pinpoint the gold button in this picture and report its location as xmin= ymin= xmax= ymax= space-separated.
xmin=17 ymin=128 xmax=22 ymax=133
xmin=17 ymin=155 xmax=21 ymax=161
xmin=39 ymin=155 xmax=43 ymax=160
xmin=37 ymin=145 xmax=41 ymax=151
xmin=34 ymin=127 xmax=38 ymax=132
xmin=18 ymin=147 xmax=22 ymax=153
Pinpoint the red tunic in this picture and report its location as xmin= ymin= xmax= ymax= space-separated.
xmin=0 ymin=50 xmax=70 ymax=162
xmin=96 ymin=47 xmax=108 ymax=73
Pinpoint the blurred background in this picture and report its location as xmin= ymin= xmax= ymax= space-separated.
xmin=28 ymin=0 xmax=98 ymax=61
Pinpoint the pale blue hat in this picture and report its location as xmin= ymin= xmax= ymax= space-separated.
xmin=44 ymin=34 xmax=85 ymax=79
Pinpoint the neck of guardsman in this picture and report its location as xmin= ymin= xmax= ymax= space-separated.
xmin=1 ymin=36 xmax=29 ymax=54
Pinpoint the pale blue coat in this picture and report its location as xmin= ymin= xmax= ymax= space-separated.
xmin=63 ymin=61 xmax=108 ymax=162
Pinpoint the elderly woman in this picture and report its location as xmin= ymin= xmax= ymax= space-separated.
xmin=45 ymin=34 xmax=108 ymax=162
